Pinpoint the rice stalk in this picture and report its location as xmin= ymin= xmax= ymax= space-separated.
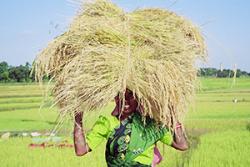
xmin=33 ymin=0 xmax=206 ymax=131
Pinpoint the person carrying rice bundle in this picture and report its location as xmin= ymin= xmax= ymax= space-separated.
xmin=33 ymin=0 xmax=206 ymax=166
xmin=74 ymin=89 xmax=188 ymax=167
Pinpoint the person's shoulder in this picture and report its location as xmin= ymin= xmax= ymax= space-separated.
xmin=97 ymin=114 xmax=119 ymax=127
xmin=98 ymin=114 xmax=117 ymax=121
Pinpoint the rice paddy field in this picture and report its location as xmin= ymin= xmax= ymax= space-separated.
xmin=0 ymin=77 xmax=250 ymax=167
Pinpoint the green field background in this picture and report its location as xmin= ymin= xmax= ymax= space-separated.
xmin=0 ymin=78 xmax=249 ymax=167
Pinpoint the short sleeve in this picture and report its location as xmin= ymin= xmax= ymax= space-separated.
xmin=86 ymin=115 xmax=111 ymax=150
xmin=159 ymin=130 xmax=173 ymax=146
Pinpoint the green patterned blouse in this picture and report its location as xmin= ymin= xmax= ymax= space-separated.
xmin=86 ymin=112 xmax=173 ymax=166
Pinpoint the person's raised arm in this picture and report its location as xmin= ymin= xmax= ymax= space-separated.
xmin=171 ymin=123 xmax=189 ymax=151
xmin=74 ymin=112 xmax=90 ymax=156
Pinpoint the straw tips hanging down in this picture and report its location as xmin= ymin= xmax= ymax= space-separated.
xmin=33 ymin=0 xmax=206 ymax=130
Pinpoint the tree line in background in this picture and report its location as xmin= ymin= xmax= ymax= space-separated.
xmin=198 ymin=68 xmax=250 ymax=78
xmin=0 ymin=61 xmax=250 ymax=82
xmin=0 ymin=61 xmax=35 ymax=82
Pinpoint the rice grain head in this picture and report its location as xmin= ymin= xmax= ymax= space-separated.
xmin=33 ymin=0 xmax=206 ymax=131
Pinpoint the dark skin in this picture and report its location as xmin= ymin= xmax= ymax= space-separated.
xmin=74 ymin=89 xmax=188 ymax=156
xmin=111 ymin=89 xmax=139 ymax=120
xmin=74 ymin=111 xmax=90 ymax=156
xmin=171 ymin=125 xmax=189 ymax=151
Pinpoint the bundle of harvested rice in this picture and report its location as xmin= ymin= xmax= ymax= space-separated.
xmin=33 ymin=0 xmax=206 ymax=130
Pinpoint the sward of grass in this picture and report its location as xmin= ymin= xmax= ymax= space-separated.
xmin=0 ymin=96 xmax=52 ymax=104
xmin=183 ymin=130 xmax=250 ymax=167
xmin=196 ymin=91 xmax=250 ymax=102
xmin=199 ymin=77 xmax=250 ymax=91
xmin=0 ymin=137 xmax=106 ymax=167
xmin=185 ymin=101 xmax=250 ymax=131
xmin=0 ymin=78 xmax=249 ymax=166
xmin=0 ymin=102 xmax=48 ymax=112
xmin=0 ymin=108 xmax=58 ymax=131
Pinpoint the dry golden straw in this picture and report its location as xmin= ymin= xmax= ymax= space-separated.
xmin=33 ymin=0 xmax=206 ymax=130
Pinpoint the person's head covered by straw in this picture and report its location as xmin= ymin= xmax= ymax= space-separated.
xmin=33 ymin=0 xmax=206 ymax=166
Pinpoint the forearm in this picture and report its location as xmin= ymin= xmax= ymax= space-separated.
xmin=74 ymin=112 xmax=90 ymax=156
